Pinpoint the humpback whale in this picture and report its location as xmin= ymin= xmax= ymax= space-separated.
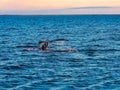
xmin=17 ymin=39 xmax=77 ymax=52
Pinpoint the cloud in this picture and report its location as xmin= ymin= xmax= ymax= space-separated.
xmin=67 ymin=6 xmax=120 ymax=9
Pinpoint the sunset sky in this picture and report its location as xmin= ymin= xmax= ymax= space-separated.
xmin=0 ymin=0 xmax=120 ymax=14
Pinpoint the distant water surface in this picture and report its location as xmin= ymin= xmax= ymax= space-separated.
xmin=0 ymin=15 xmax=120 ymax=90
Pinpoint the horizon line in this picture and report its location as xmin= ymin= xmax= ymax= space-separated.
xmin=0 ymin=14 xmax=120 ymax=16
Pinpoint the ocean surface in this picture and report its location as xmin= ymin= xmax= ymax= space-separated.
xmin=0 ymin=15 xmax=120 ymax=90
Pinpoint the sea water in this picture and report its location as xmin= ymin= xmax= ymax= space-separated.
xmin=0 ymin=15 xmax=120 ymax=90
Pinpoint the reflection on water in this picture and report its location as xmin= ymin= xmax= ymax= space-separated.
xmin=0 ymin=15 xmax=120 ymax=90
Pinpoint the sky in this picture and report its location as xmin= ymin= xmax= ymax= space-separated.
xmin=0 ymin=0 xmax=120 ymax=15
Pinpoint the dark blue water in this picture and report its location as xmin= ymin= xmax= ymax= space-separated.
xmin=0 ymin=15 xmax=120 ymax=90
